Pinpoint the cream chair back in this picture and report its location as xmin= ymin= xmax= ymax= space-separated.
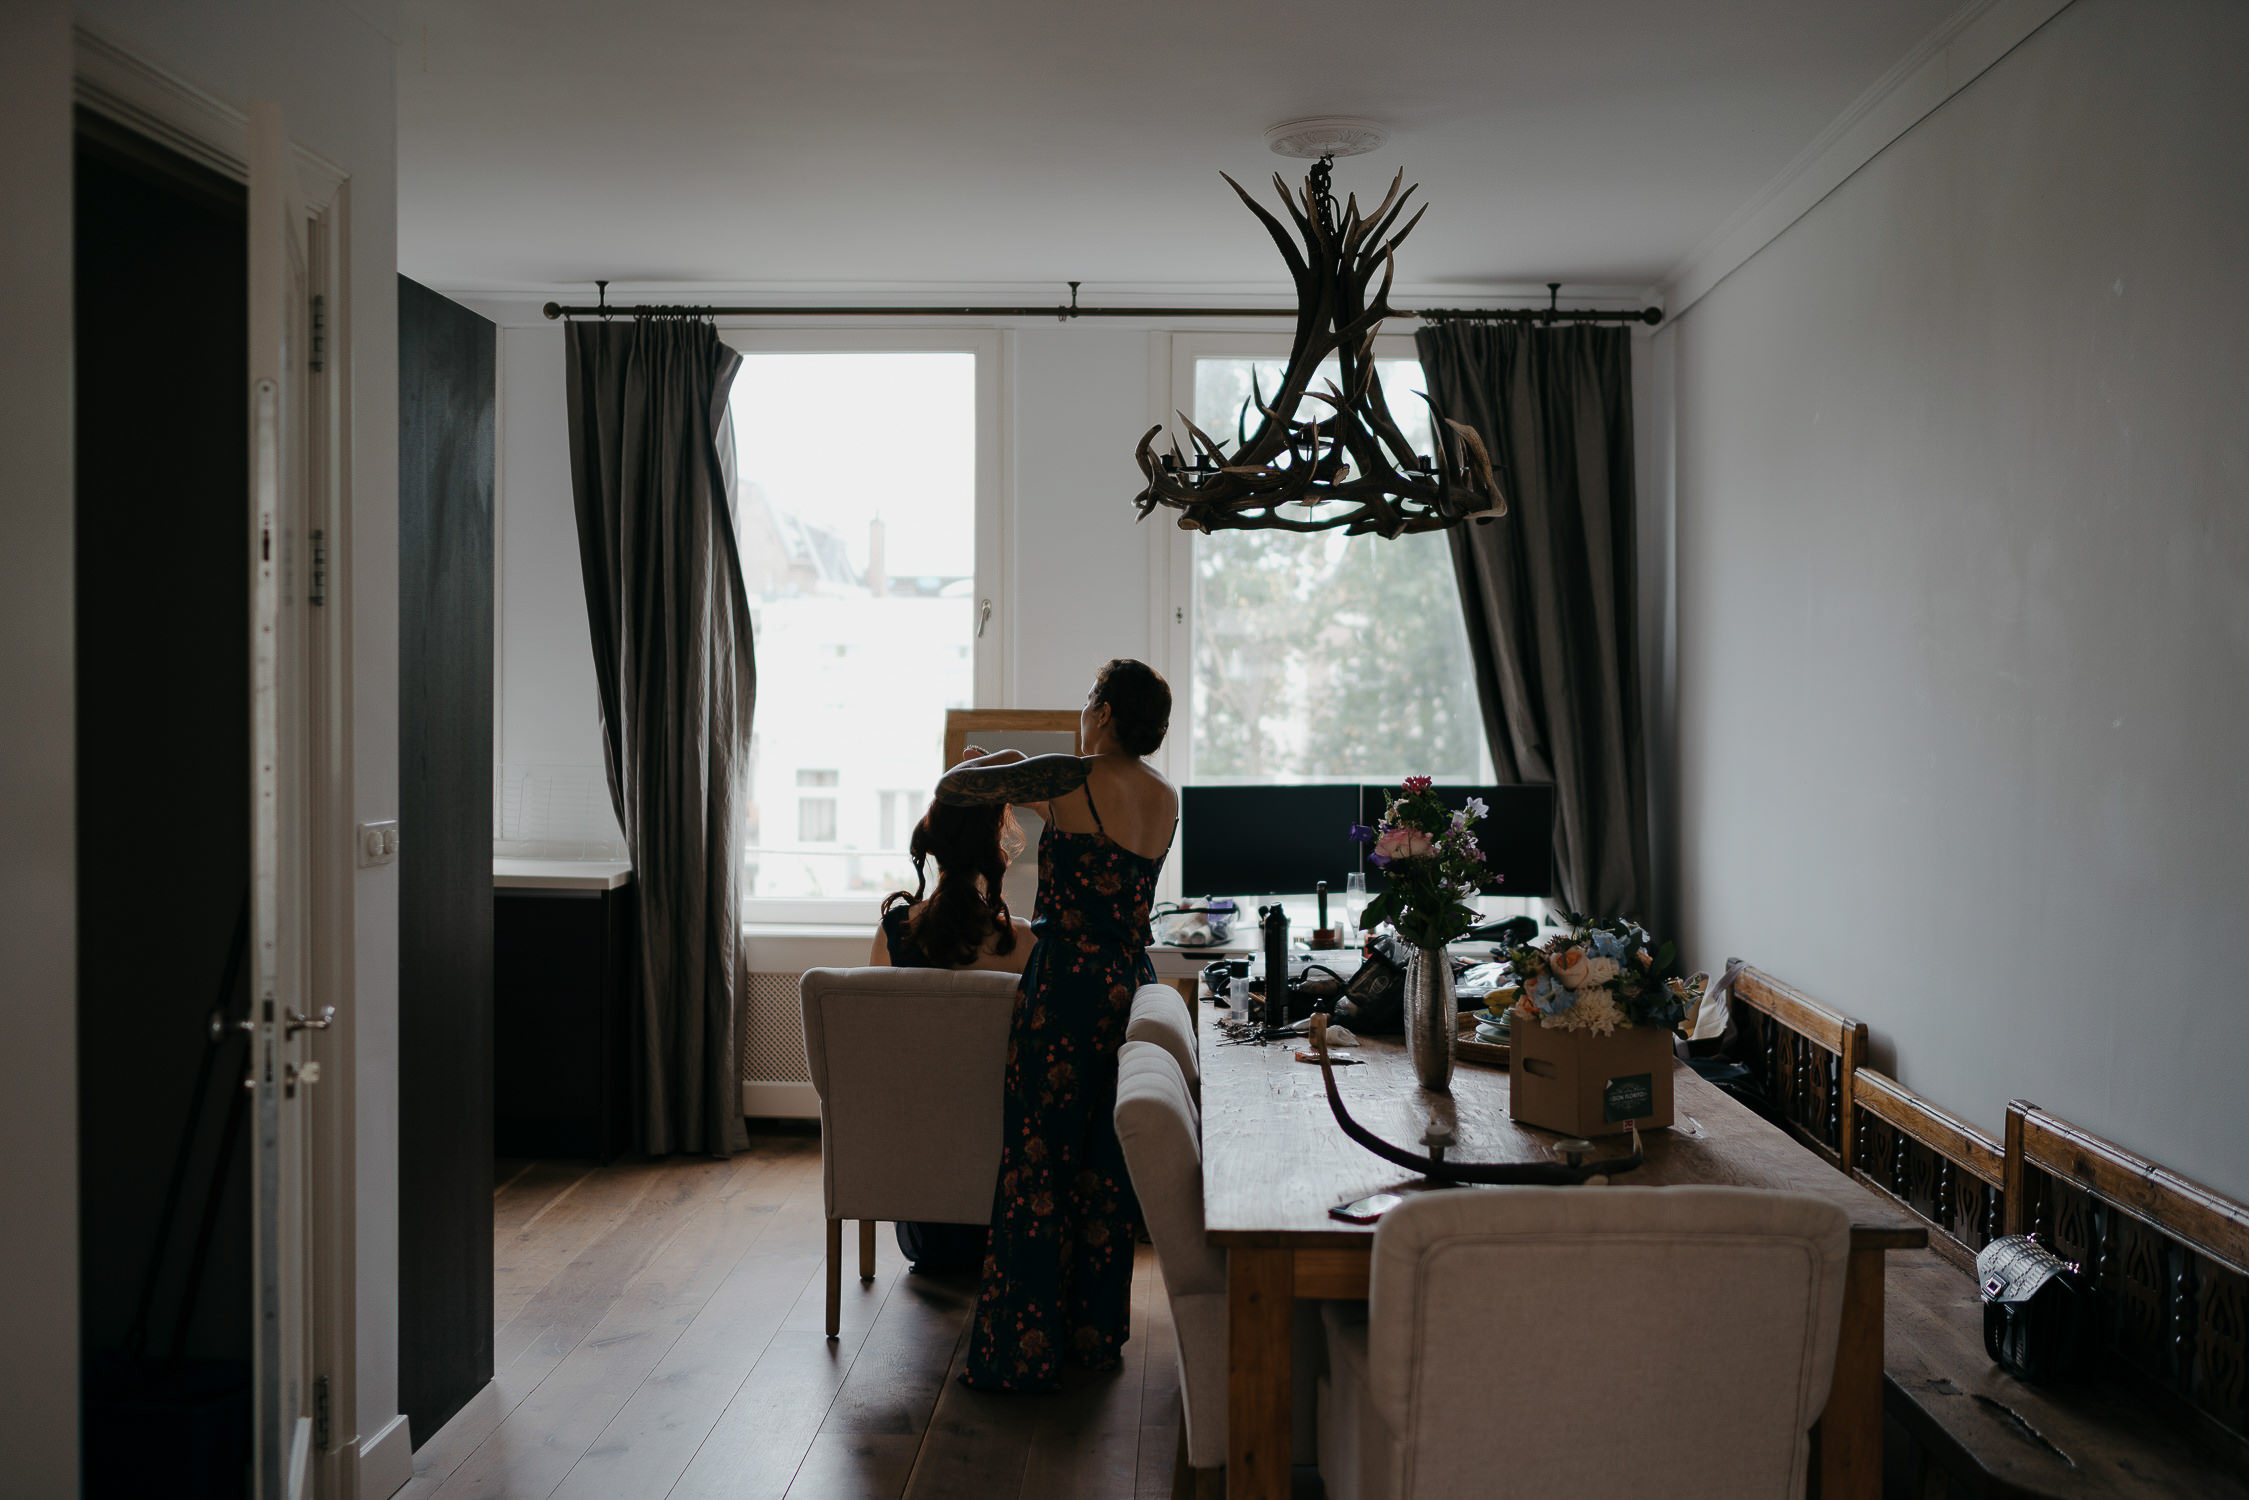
xmin=1114 ymin=1040 xmax=1228 ymax=1469
xmin=1363 ymin=1186 xmax=1850 ymax=1499
xmin=798 ymin=965 xmax=1018 ymax=1226
xmin=1125 ymin=983 xmax=1199 ymax=1097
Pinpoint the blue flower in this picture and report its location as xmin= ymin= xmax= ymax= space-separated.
xmin=1463 ymin=796 xmax=1489 ymax=821
xmin=1347 ymin=823 xmax=1377 ymax=845
xmin=1587 ymin=929 xmax=1626 ymax=961
xmin=1531 ymin=974 xmax=1572 ymax=1015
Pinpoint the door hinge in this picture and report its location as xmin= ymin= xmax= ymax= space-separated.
xmin=314 ymin=1373 xmax=330 ymax=1451
xmin=311 ymin=293 xmax=326 ymax=373
xmin=310 ymin=528 xmax=327 ymax=606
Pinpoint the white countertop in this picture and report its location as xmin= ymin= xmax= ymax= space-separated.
xmin=493 ymin=858 xmax=634 ymax=891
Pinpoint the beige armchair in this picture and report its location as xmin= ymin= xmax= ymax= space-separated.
xmin=1317 ymin=1185 xmax=1852 ymax=1500
xmin=798 ymin=965 xmax=1020 ymax=1337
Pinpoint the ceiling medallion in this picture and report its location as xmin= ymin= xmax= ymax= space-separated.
xmin=1132 ymin=152 xmax=1503 ymax=537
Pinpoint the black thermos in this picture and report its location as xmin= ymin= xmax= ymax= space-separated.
xmin=1260 ymin=902 xmax=1289 ymax=1029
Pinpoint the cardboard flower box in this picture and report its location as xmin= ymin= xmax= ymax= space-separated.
xmin=1508 ymin=1019 xmax=1675 ymax=1137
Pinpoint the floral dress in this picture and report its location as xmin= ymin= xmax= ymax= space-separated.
xmin=961 ymin=785 xmax=1167 ymax=1391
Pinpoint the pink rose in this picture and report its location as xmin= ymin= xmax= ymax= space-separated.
xmin=1551 ymin=946 xmax=1590 ymax=988
xmin=1376 ymin=828 xmax=1436 ymax=861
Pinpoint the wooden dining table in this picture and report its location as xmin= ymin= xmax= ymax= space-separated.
xmin=1196 ymin=1000 xmax=1925 ymax=1500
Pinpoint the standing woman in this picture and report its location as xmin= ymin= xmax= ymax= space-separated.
xmin=937 ymin=659 xmax=1177 ymax=1392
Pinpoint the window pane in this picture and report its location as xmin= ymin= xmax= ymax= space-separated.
xmin=733 ymin=351 xmax=976 ymax=901
xmin=1190 ymin=356 xmax=1490 ymax=787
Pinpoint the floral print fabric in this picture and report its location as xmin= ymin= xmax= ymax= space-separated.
xmin=961 ymin=814 xmax=1162 ymax=1392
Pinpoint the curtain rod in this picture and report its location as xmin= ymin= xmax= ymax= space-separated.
xmin=539 ymin=280 xmax=1662 ymax=326
xmin=539 ymin=300 xmax=1662 ymax=325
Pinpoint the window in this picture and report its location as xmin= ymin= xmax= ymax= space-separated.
xmin=797 ymin=796 xmax=839 ymax=843
xmin=1156 ymin=337 xmax=1534 ymax=922
xmin=730 ymin=336 xmax=999 ymax=919
xmin=1185 ymin=351 xmax=1491 ymax=788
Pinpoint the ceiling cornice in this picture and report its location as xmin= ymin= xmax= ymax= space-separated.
xmin=1660 ymin=0 xmax=2076 ymax=321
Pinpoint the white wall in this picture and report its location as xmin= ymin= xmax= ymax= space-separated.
xmin=64 ymin=0 xmax=410 ymax=1477
xmin=1007 ymin=326 xmax=1155 ymax=704
xmin=1668 ymin=0 xmax=2249 ymax=1198
xmin=490 ymin=320 xmax=627 ymax=854
xmin=0 ymin=4 xmax=83 ymax=1490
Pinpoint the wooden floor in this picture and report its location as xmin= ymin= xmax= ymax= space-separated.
xmin=399 ymin=1130 xmax=1186 ymax=1500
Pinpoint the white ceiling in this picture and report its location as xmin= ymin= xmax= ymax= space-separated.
xmin=397 ymin=0 xmax=1962 ymax=301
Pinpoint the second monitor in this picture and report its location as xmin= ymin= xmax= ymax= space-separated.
xmin=1178 ymin=782 xmax=1556 ymax=901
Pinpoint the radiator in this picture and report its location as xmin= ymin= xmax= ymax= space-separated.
xmin=739 ymin=932 xmax=868 ymax=1118
xmin=740 ymin=969 xmax=816 ymax=1118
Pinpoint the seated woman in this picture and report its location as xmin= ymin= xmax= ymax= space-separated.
xmin=870 ymin=784 xmax=1033 ymax=1270
xmin=870 ymin=781 xmax=1032 ymax=973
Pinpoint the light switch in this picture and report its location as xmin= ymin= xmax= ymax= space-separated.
xmin=358 ymin=819 xmax=400 ymax=868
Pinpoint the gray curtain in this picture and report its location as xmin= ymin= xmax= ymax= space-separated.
xmin=564 ymin=318 xmax=753 ymax=1157
xmin=1415 ymin=322 xmax=1649 ymax=921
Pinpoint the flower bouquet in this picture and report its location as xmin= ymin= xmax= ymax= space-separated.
xmin=1502 ymin=917 xmax=1704 ymax=1038
xmin=1499 ymin=915 xmax=1708 ymax=1135
xmin=1351 ymin=777 xmax=1493 ymax=1091
xmin=1350 ymin=776 xmax=1492 ymax=949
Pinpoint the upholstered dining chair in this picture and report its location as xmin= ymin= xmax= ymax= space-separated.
xmin=1317 ymin=1185 xmax=1852 ymax=1500
xmin=1115 ymin=1039 xmax=1321 ymax=1499
xmin=798 ymin=965 xmax=1019 ymax=1338
xmin=1125 ymin=982 xmax=1199 ymax=1102
xmin=1114 ymin=1040 xmax=1228 ymax=1497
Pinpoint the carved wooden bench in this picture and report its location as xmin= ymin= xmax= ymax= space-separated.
xmin=1723 ymin=964 xmax=1869 ymax=1172
xmin=1849 ymin=1076 xmax=2249 ymax=1497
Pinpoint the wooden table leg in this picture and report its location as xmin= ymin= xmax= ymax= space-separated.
xmin=1816 ymin=1243 xmax=1886 ymax=1500
xmin=1227 ymin=1247 xmax=1293 ymax=1500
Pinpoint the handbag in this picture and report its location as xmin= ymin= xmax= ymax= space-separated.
xmin=1336 ymin=936 xmax=1410 ymax=1035
xmin=1978 ymin=1234 xmax=2087 ymax=1382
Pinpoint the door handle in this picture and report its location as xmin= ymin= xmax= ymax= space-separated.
xmin=285 ymin=1005 xmax=336 ymax=1038
xmin=977 ymin=599 xmax=993 ymax=639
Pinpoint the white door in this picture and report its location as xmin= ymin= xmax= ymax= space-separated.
xmin=248 ymin=99 xmax=320 ymax=1500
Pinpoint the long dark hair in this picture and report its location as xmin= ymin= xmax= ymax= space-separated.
xmin=881 ymin=799 xmax=1023 ymax=968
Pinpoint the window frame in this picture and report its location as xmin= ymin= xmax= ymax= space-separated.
xmin=1148 ymin=332 xmax=1512 ymax=912
xmin=720 ymin=327 xmax=1006 ymax=926
xmin=1152 ymin=330 xmax=1435 ymax=782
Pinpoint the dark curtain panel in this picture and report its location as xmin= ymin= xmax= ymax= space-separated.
xmin=1415 ymin=322 xmax=1650 ymax=920
xmin=564 ymin=318 xmax=752 ymax=1157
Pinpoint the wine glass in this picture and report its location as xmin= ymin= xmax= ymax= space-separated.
xmin=1344 ymin=872 xmax=1368 ymax=931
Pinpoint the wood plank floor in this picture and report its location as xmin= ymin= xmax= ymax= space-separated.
xmin=398 ymin=1130 xmax=1188 ymax=1500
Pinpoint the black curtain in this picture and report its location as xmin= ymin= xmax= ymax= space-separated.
xmin=1416 ymin=322 xmax=1649 ymax=920
xmin=564 ymin=318 xmax=752 ymax=1157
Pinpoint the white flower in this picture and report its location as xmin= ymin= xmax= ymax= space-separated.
xmin=1541 ymin=987 xmax=1624 ymax=1035
xmin=1463 ymin=796 xmax=1489 ymax=820
xmin=1582 ymin=956 xmax=1619 ymax=986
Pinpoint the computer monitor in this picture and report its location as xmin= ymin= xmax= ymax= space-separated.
xmin=1179 ymin=784 xmax=1363 ymax=899
xmin=1358 ymin=782 xmax=1556 ymax=898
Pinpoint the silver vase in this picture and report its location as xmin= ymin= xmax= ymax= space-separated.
xmin=1405 ymin=945 xmax=1457 ymax=1092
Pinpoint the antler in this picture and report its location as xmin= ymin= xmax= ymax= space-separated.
xmin=1306 ymin=1016 xmax=1643 ymax=1185
xmin=1133 ymin=164 xmax=1502 ymax=535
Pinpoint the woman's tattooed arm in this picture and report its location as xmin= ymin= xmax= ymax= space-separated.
xmin=936 ymin=753 xmax=1090 ymax=808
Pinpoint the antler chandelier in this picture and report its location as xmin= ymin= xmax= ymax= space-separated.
xmin=1133 ymin=142 xmax=1504 ymax=537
